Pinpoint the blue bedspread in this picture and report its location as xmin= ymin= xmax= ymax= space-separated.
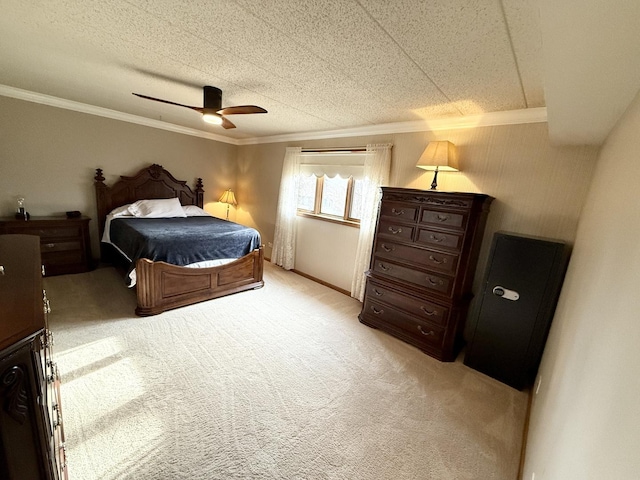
xmin=108 ymin=217 xmax=261 ymax=283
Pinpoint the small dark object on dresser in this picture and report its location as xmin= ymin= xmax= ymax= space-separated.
xmin=66 ymin=210 xmax=81 ymax=218
xmin=15 ymin=207 xmax=30 ymax=220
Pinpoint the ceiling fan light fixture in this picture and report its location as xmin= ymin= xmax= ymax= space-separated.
xmin=134 ymin=86 xmax=264 ymax=130
xmin=202 ymin=112 xmax=223 ymax=125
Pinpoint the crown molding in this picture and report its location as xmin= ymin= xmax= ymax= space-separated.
xmin=238 ymin=107 xmax=548 ymax=145
xmin=0 ymin=84 xmax=239 ymax=145
xmin=1 ymin=84 xmax=547 ymax=147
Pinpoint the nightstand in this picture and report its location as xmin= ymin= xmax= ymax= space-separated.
xmin=0 ymin=216 xmax=93 ymax=276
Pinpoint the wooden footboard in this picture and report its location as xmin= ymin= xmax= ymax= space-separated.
xmin=135 ymin=247 xmax=264 ymax=316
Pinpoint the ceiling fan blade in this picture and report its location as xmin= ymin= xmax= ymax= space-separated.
xmin=132 ymin=93 xmax=203 ymax=113
xmin=221 ymin=116 xmax=236 ymax=129
xmin=217 ymin=105 xmax=268 ymax=115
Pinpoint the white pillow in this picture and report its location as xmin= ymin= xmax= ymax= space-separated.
xmin=107 ymin=204 xmax=134 ymax=217
xmin=182 ymin=205 xmax=212 ymax=217
xmin=128 ymin=198 xmax=187 ymax=218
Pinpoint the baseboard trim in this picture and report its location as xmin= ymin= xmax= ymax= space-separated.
xmin=292 ymin=269 xmax=351 ymax=297
xmin=518 ymin=387 xmax=534 ymax=478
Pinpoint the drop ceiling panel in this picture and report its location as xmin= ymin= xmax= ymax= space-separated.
xmin=360 ymin=0 xmax=528 ymax=114
xmin=502 ymin=0 xmax=545 ymax=107
xmin=233 ymin=0 xmax=457 ymax=112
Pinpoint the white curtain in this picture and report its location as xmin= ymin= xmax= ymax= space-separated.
xmin=351 ymin=143 xmax=392 ymax=301
xmin=272 ymin=147 xmax=302 ymax=270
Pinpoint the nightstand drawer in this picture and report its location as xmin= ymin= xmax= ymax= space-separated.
xmin=1 ymin=225 xmax=80 ymax=238
xmin=41 ymin=240 xmax=81 ymax=253
xmin=39 ymin=226 xmax=81 ymax=238
xmin=0 ymin=216 xmax=92 ymax=276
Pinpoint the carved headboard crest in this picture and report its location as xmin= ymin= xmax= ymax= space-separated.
xmin=94 ymin=164 xmax=205 ymax=238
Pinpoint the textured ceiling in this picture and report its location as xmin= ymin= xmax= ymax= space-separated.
xmin=0 ymin=1 xmax=638 ymax=144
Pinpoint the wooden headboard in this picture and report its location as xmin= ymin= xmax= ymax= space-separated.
xmin=94 ymin=164 xmax=204 ymax=238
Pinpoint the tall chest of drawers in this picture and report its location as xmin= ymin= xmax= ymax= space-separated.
xmin=0 ymin=235 xmax=68 ymax=479
xmin=359 ymin=188 xmax=493 ymax=361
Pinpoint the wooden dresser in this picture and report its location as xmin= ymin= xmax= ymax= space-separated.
xmin=0 ymin=235 xmax=68 ymax=479
xmin=0 ymin=216 xmax=92 ymax=276
xmin=359 ymin=188 xmax=493 ymax=361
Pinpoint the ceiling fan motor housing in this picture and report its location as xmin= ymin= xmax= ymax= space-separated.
xmin=203 ymin=86 xmax=223 ymax=113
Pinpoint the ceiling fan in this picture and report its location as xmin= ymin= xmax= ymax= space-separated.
xmin=133 ymin=86 xmax=267 ymax=129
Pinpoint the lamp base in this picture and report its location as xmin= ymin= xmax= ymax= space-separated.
xmin=430 ymin=168 xmax=439 ymax=190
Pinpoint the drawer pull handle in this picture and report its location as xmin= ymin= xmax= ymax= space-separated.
xmin=0 ymin=265 xmax=4 ymax=276
xmin=381 ymin=244 xmax=395 ymax=252
xmin=391 ymin=208 xmax=405 ymax=216
xmin=371 ymin=306 xmax=384 ymax=315
xmin=428 ymin=255 xmax=446 ymax=265
xmin=373 ymin=288 xmax=384 ymax=297
xmin=45 ymin=243 xmax=56 ymax=248
xmin=436 ymin=214 xmax=450 ymax=222
xmin=388 ymin=226 xmax=402 ymax=235
xmin=378 ymin=263 xmax=391 ymax=271
xmin=427 ymin=276 xmax=443 ymax=286
xmin=418 ymin=326 xmax=435 ymax=336
xmin=420 ymin=306 xmax=437 ymax=316
xmin=429 ymin=234 xmax=445 ymax=243
xmin=52 ymin=403 xmax=62 ymax=428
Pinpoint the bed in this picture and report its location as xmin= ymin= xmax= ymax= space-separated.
xmin=95 ymin=164 xmax=264 ymax=316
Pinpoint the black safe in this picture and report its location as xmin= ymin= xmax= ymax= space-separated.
xmin=464 ymin=232 xmax=570 ymax=390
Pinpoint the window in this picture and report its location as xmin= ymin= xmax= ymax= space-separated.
xmin=295 ymin=150 xmax=367 ymax=227
xmin=297 ymin=174 xmax=363 ymax=227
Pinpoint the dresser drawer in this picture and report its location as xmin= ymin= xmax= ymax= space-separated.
xmin=420 ymin=209 xmax=467 ymax=230
xmin=372 ymin=258 xmax=454 ymax=296
xmin=414 ymin=194 xmax=474 ymax=210
xmin=375 ymin=241 xmax=459 ymax=275
xmin=416 ymin=227 xmax=463 ymax=251
xmin=365 ymin=282 xmax=449 ymax=326
xmin=3 ymin=224 xmax=80 ymax=239
xmin=363 ymin=298 xmax=445 ymax=349
xmin=0 ymin=216 xmax=92 ymax=276
xmin=40 ymin=240 xmax=81 ymax=253
xmin=378 ymin=221 xmax=415 ymax=242
xmin=380 ymin=202 xmax=418 ymax=222
xmin=42 ymin=250 xmax=84 ymax=267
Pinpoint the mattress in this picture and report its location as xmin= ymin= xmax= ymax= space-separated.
xmin=105 ymin=217 xmax=261 ymax=285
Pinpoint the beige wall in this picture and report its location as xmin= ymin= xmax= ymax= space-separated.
xmin=0 ymin=96 xmax=238 ymax=256
xmin=237 ymin=124 xmax=598 ymax=305
xmin=523 ymin=90 xmax=640 ymax=479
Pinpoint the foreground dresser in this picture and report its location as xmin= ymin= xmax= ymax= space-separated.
xmin=359 ymin=188 xmax=493 ymax=361
xmin=0 ymin=216 xmax=92 ymax=276
xmin=0 ymin=235 xmax=67 ymax=479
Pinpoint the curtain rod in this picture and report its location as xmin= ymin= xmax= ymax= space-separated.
xmin=300 ymin=146 xmax=367 ymax=153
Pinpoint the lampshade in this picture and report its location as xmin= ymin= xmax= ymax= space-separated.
xmin=416 ymin=141 xmax=459 ymax=171
xmin=218 ymin=189 xmax=237 ymax=205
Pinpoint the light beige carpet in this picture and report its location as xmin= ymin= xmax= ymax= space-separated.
xmin=44 ymin=262 xmax=528 ymax=480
